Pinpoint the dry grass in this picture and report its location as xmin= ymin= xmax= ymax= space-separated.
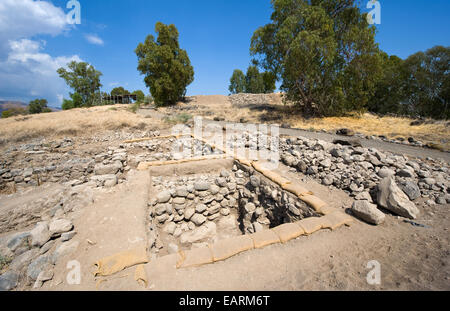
xmin=0 ymin=104 xmax=166 ymax=144
xmin=159 ymin=94 xmax=450 ymax=151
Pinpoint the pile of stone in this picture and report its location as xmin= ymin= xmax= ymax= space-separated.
xmin=228 ymin=94 xmax=275 ymax=108
xmin=0 ymin=217 xmax=78 ymax=291
xmin=0 ymin=143 xmax=130 ymax=191
xmin=235 ymin=162 xmax=319 ymax=234
xmin=279 ymin=136 xmax=449 ymax=224
xmin=148 ymin=169 xmax=239 ymax=251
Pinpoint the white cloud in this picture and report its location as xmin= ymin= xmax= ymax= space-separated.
xmin=85 ymin=34 xmax=104 ymax=46
xmin=0 ymin=1 xmax=80 ymax=107
xmin=0 ymin=0 xmax=69 ymax=53
xmin=0 ymin=39 xmax=81 ymax=106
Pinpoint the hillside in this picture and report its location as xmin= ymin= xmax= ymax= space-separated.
xmin=0 ymin=101 xmax=28 ymax=113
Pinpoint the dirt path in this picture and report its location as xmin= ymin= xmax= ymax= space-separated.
xmin=137 ymin=108 xmax=450 ymax=163
xmin=42 ymin=169 xmax=150 ymax=291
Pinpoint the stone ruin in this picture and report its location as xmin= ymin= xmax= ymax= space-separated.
xmin=147 ymin=159 xmax=320 ymax=256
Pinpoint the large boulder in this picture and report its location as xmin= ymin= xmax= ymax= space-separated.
xmin=49 ymin=219 xmax=73 ymax=237
xmin=351 ymin=200 xmax=385 ymax=225
xmin=180 ymin=222 xmax=216 ymax=244
xmin=0 ymin=271 xmax=19 ymax=291
xmin=377 ymin=176 xmax=420 ymax=219
xmin=30 ymin=222 xmax=51 ymax=248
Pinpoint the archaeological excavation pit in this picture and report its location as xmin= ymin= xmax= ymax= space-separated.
xmin=145 ymin=158 xmax=326 ymax=257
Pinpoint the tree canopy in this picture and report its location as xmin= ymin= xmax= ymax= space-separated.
xmin=251 ymin=0 xmax=382 ymax=116
xmin=229 ymin=69 xmax=246 ymax=94
xmin=228 ymin=67 xmax=276 ymax=94
xmin=135 ymin=22 xmax=194 ymax=106
xmin=57 ymin=61 xmax=103 ymax=107
xmin=28 ymin=99 xmax=51 ymax=114
xmin=111 ymin=87 xmax=130 ymax=96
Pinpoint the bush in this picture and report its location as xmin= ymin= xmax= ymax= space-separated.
xmin=135 ymin=22 xmax=194 ymax=106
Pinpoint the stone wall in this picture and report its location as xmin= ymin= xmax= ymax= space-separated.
xmin=148 ymin=160 xmax=319 ymax=255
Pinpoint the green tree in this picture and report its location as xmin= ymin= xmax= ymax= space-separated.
xmin=245 ymin=66 xmax=265 ymax=94
xmin=28 ymin=99 xmax=48 ymax=114
xmin=135 ymin=22 xmax=194 ymax=106
xmin=111 ymin=87 xmax=130 ymax=96
xmin=1 ymin=110 xmax=13 ymax=118
xmin=57 ymin=61 xmax=103 ymax=107
xmin=369 ymin=53 xmax=407 ymax=115
xmin=402 ymin=46 xmax=449 ymax=119
xmin=261 ymin=71 xmax=276 ymax=93
xmin=61 ymin=92 xmax=84 ymax=110
xmin=251 ymin=0 xmax=382 ymax=116
xmin=132 ymin=90 xmax=145 ymax=102
xmin=229 ymin=69 xmax=246 ymax=94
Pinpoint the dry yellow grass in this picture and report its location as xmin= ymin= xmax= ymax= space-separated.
xmin=160 ymin=94 xmax=450 ymax=151
xmin=0 ymin=104 xmax=165 ymax=144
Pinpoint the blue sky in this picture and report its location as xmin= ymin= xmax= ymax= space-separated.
xmin=0 ymin=0 xmax=449 ymax=108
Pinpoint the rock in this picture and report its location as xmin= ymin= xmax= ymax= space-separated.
xmin=195 ymin=204 xmax=207 ymax=213
xmin=180 ymin=222 xmax=216 ymax=244
xmin=378 ymin=168 xmax=395 ymax=178
xmin=215 ymin=177 xmax=227 ymax=187
xmin=172 ymin=197 xmax=185 ymax=205
xmin=288 ymin=204 xmax=301 ymax=216
xmin=61 ymin=231 xmax=77 ymax=242
xmin=9 ymin=249 xmax=39 ymax=271
xmin=397 ymin=169 xmax=414 ymax=178
xmin=423 ymin=178 xmax=436 ymax=186
xmin=94 ymin=162 xmax=121 ymax=175
xmin=49 ymin=219 xmax=73 ymax=237
xmin=155 ymin=204 xmax=167 ymax=216
xmin=51 ymin=241 xmax=79 ymax=264
xmin=306 ymin=166 xmax=318 ymax=175
xmin=7 ymin=232 xmax=31 ymax=253
xmin=336 ymin=128 xmax=355 ymax=136
xmin=355 ymin=192 xmax=373 ymax=202
xmin=184 ymin=208 xmax=195 ymax=220
xmin=156 ymin=191 xmax=171 ymax=203
xmin=209 ymin=185 xmax=220 ymax=195
xmin=40 ymin=240 xmax=55 ymax=254
xmin=190 ymin=214 xmax=207 ymax=226
xmin=30 ymin=222 xmax=51 ymax=248
xmin=175 ymin=187 xmax=188 ymax=197
xmin=0 ymin=271 xmax=19 ymax=291
xmin=27 ymin=255 xmax=51 ymax=280
xmin=244 ymin=202 xmax=256 ymax=213
xmin=377 ymin=176 xmax=420 ymax=219
xmin=436 ymin=196 xmax=447 ymax=205
xmin=194 ymin=181 xmax=210 ymax=191
xmin=163 ymin=222 xmax=177 ymax=235
xmin=426 ymin=199 xmax=436 ymax=206
xmin=399 ymin=181 xmax=421 ymax=201
xmin=33 ymin=268 xmax=54 ymax=289
xmin=220 ymin=170 xmax=230 ymax=178
xmin=320 ymin=158 xmax=332 ymax=168
xmin=352 ymin=200 xmax=385 ymax=225
xmin=250 ymin=176 xmax=260 ymax=187
xmin=220 ymin=208 xmax=230 ymax=216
